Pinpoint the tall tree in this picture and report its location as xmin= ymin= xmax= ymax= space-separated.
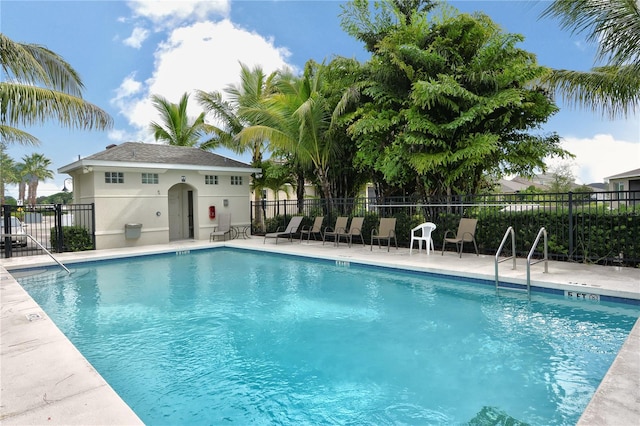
xmin=196 ymin=63 xmax=279 ymax=162
xmin=149 ymin=92 xmax=206 ymax=146
xmin=22 ymin=153 xmax=53 ymax=205
xmin=196 ymin=64 xmax=280 ymax=224
xmin=0 ymin=33 xmax=112 ymax=145
xmin=540 ymin=0 xmax=640 ymax=118
xmin=345 ymin=6 xmax=570 ymax=197
xmin=239 ymin=60 xmax=356 ymax=208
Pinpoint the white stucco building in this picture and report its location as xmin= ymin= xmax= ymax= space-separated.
xmin=58 ymin=142 xmax=260 ymax=249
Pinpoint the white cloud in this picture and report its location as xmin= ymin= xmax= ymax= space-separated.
xmin=546 ymin=134 xmax=640 ymax=184
xmin=127 ymin=0 xmax=230 ymax=28
xmin=110 ymin=19 xmax=292 ymax=142
xmin=123 ymin=26 xmax=150 ymax=48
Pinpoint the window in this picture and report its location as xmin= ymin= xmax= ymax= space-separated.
xmin=205 ymin=175 xmax=218 ymax=185
xmin=141 ymin=173 xmax=159 ymax=184
xmin=231 ymin=176 xmax=243 ymax=185
xmin=105 ymin=172 xmax=124 ymax=184
xmin=615 ymin=182 xmax=625 ymax=200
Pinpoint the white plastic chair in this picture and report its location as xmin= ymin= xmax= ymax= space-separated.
xmin=410 ymin=222 xmax=436 ymax=255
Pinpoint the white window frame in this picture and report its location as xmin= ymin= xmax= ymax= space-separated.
xmin=141 ymin=173 xmax=159 ymax=184
xmin=105 ymin=172 xmax=124 ymax=184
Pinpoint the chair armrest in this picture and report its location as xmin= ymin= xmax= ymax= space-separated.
xmin=461 ymin=231 xmax=475 ymax=241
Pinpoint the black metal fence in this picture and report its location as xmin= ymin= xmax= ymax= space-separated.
xmin=1 ymin=204 xmax=95 ymax=259
xmin=252 ymin=190 xmax=640 ymax=266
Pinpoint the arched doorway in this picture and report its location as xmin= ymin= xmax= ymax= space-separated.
xmin=168 ymin=183 xmax=196 ymax=241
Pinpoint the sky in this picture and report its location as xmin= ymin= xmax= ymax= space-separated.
xmin=2 ymin=0 xmax=639 ymax=199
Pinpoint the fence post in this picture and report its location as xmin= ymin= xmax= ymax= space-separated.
xmin=90 ymin=202 xmax=96 ymax=249
xmin=567 ymin=191 xmax=573 ymax=261
xmin=2 ymin=205 xmax=11 ymax=258
xmin=55 ymin=204 xmax=64 ymax=253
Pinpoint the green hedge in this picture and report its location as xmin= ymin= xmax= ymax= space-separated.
xmin=50 ymin=226 xmax=93 ymax=252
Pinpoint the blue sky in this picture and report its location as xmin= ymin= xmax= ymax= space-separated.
xmin=2 ymin=0 xmax=639 ymax=198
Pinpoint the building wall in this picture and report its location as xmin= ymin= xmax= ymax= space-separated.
xmin=73 ymin=167 xmax=253 ymax=249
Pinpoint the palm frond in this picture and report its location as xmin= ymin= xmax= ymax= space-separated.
xmin=0 ymin=124 xmax=40 ymax=145
xmin=541 ymin=0 xmax=640 ymax=66
xmin=543 ymin=64 xmax=640 ymax=118
xmin=0 ymin=82 xmax=113 ymax=129
xmin=1 ymin=33 xmax=85 ymax=96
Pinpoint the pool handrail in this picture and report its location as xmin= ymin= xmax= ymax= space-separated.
xmin=24 ymin=232 xmax=71 ymax=274
xmin=526 ymin=227 xmax=548 ymax=291
xmin=494 ymin=226 xmax=516 ymax=289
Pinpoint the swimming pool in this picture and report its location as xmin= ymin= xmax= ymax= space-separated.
xmin=18 ymin=248 xmax=639 ymax=425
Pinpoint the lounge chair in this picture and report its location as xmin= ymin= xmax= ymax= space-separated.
xmin=264 ymin=216 xmax=303 ymax=244
xmin=300 ymin=216 xmax=324 ymax=243
xmin=441 ymin=218 xmax=479 ymax=257
xmin=323 ymin=216 xmax=348 ymax=246
xmin=410 ymin=222 xmax=436 ymax=255
xmin=210 ymin=213 xmax=232 ymax=241
xmin=337 ymin=217 xmax=365 ymax=247
xmin=370 ymin=218 xmax=397 ymax=251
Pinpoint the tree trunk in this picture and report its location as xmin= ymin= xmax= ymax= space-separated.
xmin=318 ymin=168 xmax=333 ymax=213
xmin=18 ymin=182 xmax=26 ymax=203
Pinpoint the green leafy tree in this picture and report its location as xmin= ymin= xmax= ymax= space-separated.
xmin=149 ymin=92 xmax=207 ymax=146
xmin=340 ymin=0 xmax=437 ymax=52
xmin=540 ymin=0 xmax=640 ymax=118
xmin=0 ymin=33 xmax=112 ymax=145
xmin=22 ymin=152 xmax=53 ymax=205
xmin=344 ymin=4 xmax=570 ymax=197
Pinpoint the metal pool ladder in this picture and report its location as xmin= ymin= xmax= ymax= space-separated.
xmin=26 ymin=233 xmax=71 ymax=274
xmin=526 ymin=227 xmax=548 ymax=291
xmin=495 ymin=226 xmax=548 ymax=298
xmin=494 ymin=226 xmax=519 ymax=292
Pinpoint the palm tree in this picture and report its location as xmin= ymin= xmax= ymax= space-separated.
xmin=238 ymin=60 xmax=352 ymax=208
xmin=0 ymin=33 xmax=113 ymax=145
xmin=196 ymin=63 xmax=281 ymax=226
xmin=196 ymin=63 xmax=279 ymax=161
xmin=0 ymin=145 xmax=17 ymax=204
xmin=540 ymin=0 xmax=640 ymax=118
xmin=149 ymin=92 xmax=207 ymax=146
xmin=22 ymin=153 xmax=54 ymax=205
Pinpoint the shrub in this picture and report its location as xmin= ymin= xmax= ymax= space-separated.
xmin=50 ymin=226 xmax=93 ymax=252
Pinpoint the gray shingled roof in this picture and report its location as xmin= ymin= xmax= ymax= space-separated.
xmin=83 ymin=142 xmax=252 ymax=168
xmin=605 ymin=168 xmax=640 ymax=180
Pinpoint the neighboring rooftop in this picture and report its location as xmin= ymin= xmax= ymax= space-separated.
xmin=605 ymin=168 xmax=640 ymax=181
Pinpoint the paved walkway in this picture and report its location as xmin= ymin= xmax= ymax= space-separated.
xmin=1 ymin=238 xmax=639 ymax=424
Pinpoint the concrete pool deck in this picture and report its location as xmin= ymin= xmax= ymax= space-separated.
xmin=1 ymin=238 xmax=639 ymax=425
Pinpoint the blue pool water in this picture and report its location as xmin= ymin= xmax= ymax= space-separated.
xmin=18 ymin=248 xmax=639 ymax=425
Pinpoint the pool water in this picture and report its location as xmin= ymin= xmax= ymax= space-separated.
xmin=18 ymin=248 xmax=639 ymax=425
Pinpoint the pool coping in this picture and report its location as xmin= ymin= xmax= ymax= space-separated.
xmin=1 ymin=239 xmax=639 ymax=424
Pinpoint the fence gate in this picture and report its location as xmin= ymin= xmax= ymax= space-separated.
xmin=1 ymin=204 xmax=95 ymax=259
